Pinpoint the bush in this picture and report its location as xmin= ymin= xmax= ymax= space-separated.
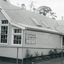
xmin=35 ymin=51 xmax=39 ymax=57
xmin=54 ymin=49 xmax=57 ymax=54
xmin=48 ymin=49 xmax=55 ymax=58
xmin=41 ymin=52 xmax=43 ymax=57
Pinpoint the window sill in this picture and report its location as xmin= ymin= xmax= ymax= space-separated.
xmin=11 ymin=44 xmax=22 ymax=46
xmin=0 ymin=43 xmax=8 ymax=45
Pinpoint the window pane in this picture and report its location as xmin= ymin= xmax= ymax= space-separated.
xmin=18 ymin=40 xmax=21 ymax=44
xmin=1 ymin=20 xmax=8 ymax=24
xmin=13 ymin=35 xmax=21 ymax=44
xmin=14 ymin=29 xmax=22 ymax=33
xmin=1 ymin=26 xmax=8 ymax=43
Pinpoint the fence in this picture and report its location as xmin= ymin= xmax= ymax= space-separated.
xmin=0 ymin=46 xmax=64 ymax=64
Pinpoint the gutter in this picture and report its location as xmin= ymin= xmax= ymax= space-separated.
xmin=25 ymin=26 xmax=62 ymax=35
xmin=11 ymin=21 xmax=63 ymax=35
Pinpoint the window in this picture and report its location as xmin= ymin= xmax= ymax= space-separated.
xmin=13 ymin=29 xmax=22 ymax=44
xmin=14 ymin=29 xmax=21 ymax=33
xmin=1 ymin=20 xmax=8 ymax=24
xmin=1 ymin=26 xmax=8 ymax=43
xmin=31 ymin=18 xmax=42 ymax=27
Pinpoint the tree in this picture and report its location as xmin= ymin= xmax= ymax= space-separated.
xmin=29 ymin=1 xmax=36 ymax=11
xmin=50 ymin=12 xmax=57 ymax=19
xmin=38 ymin=6 xmax=57 ymax=19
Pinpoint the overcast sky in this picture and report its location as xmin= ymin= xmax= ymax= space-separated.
xmin=10 ymin=0 xmax=64 ymax=20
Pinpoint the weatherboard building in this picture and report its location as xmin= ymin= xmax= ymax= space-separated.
xmin=0 ymin=0 xmax=63 ymax=59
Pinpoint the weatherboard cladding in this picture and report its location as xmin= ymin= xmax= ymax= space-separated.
xmin=0 ymin=0 xmax=58 ymax=30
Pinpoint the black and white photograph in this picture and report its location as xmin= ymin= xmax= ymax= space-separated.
xmin=0 ymin=0 xmax=64 ymax=64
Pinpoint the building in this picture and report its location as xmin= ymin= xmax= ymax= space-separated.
xmin=0 ymin=0 xmax=63 ymax=59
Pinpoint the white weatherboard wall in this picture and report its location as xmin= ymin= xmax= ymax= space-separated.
xmin=0 ymin=23 xmax=23 ymax=59
xmin=22 ymin=30 xmax=61 ymax=58
xmin=0 ymin=28 xmax=62 ymax=59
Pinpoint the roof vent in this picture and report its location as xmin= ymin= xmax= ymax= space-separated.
xmin=31 ymin=17 xmax=42 ymax=27
xmin=40 ymin=20 xmax=50 ymax=28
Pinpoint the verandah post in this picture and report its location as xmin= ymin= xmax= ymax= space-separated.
xmin=61 ymin=49 xmax=63 ymax=64
xmin=17 ymin=48 xmax=19 ymax=64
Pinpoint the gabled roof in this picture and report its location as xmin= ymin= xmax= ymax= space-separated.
xmin=0 ymin=0 xmax=20 ymax=9
xmin=0 ymin=0 xmax=62 ymax=35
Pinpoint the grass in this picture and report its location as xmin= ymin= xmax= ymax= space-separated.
xmin=35 ymin=57 xmax=64 ymax=64
xmin=0 ymin=57 xmax=64 ymax=64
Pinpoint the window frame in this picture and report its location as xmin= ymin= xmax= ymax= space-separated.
xmin=30 ymin=17 xmax=42 ymax=27
xmin=0 ymin=20 xmax=9 ymax=45
xmin=1 ymin=20 xmax=8 ymax=24
xmin=12 ymin=28 xmax=22 ymax=46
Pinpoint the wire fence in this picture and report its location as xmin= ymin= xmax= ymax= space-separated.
xmin=0 ymin=46 xmax=64 ymax=64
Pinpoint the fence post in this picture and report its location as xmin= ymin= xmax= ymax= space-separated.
xmin=61 ymin=49 xmax=63 ymax=64
xmin=17 ymin=48 xmax=19 ymax=64
xmin=22 ymin=47 xmax=23 ymax=64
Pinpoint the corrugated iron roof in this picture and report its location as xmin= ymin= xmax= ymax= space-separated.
xmin=55 ymin=20 xmax=64 ymax=33
xmin=5 ymin=9 xmax=58 ymax=30
xmin=0 ymin=0 xmax=58 ymax=30
xmin=0 ymin=0 xmax=20 ymax=9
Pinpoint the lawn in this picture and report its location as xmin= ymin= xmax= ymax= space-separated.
xmin=35 ymin=58 xmax=64 ymax=64
xmin=0 ymin=57 xmax=64 ymax=64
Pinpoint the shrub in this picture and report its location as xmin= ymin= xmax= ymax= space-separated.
xmin=54 ymin=48 xmax=57 ymax=54
xmin=41 ymin=52 xmax=43 ymax=56
xmin=35 ymin=51 xmax=39 ymax=57
xmin=48 ymin=49 xmax=55 ymax=58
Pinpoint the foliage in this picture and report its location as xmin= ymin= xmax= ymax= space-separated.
xmin=38 ymin=6 xmax=52 ymax=16
xmin=49 ymin=49 xmax=54 ymax=55
xmin=38 ymin=6 xmax=57 ymax=19
xmin=29 ymin=54 xmax=33 ymax=58
xmin=29 ymin=1 xmax=36 ymax=11
xmin=54 ymin=48 xmax=57 ymax=54
xmin=48 ymin=48 xmax=59 ymax=58
xmin=35 ymin=51 xmax=39 ymax=57
xmin=41 ymin=52 xmax=43 ymax=57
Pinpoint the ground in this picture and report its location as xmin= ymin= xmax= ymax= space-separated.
xmin=0 ymin=57 xmax=64 ymax=64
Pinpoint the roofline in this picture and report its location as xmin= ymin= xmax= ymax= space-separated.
xmin=10 ymin=22 xmax=25 ymax=29
xmin=25 ymin=26 xmax=62 ymax=35
xmin=0 ymin=6 xmax=63 ymax=35
xmin=11 ymin=21 xmax=62 ymax=35
xmin=0 ymin=6 xmax=12 ymax=22
xmin=0 ymin=6 xmax=25 ymax=29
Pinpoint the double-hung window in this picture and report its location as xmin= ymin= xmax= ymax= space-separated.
xmin=13 ymin=29 xmax=22 ymax=44
xmin=0 ymin=20 xmax=8 ymax=43
xmin=1 ymin=26 xmax=8 ymax=43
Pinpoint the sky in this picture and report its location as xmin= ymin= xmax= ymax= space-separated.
xmin=9 ymin=0 xmax=64 ymax=20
